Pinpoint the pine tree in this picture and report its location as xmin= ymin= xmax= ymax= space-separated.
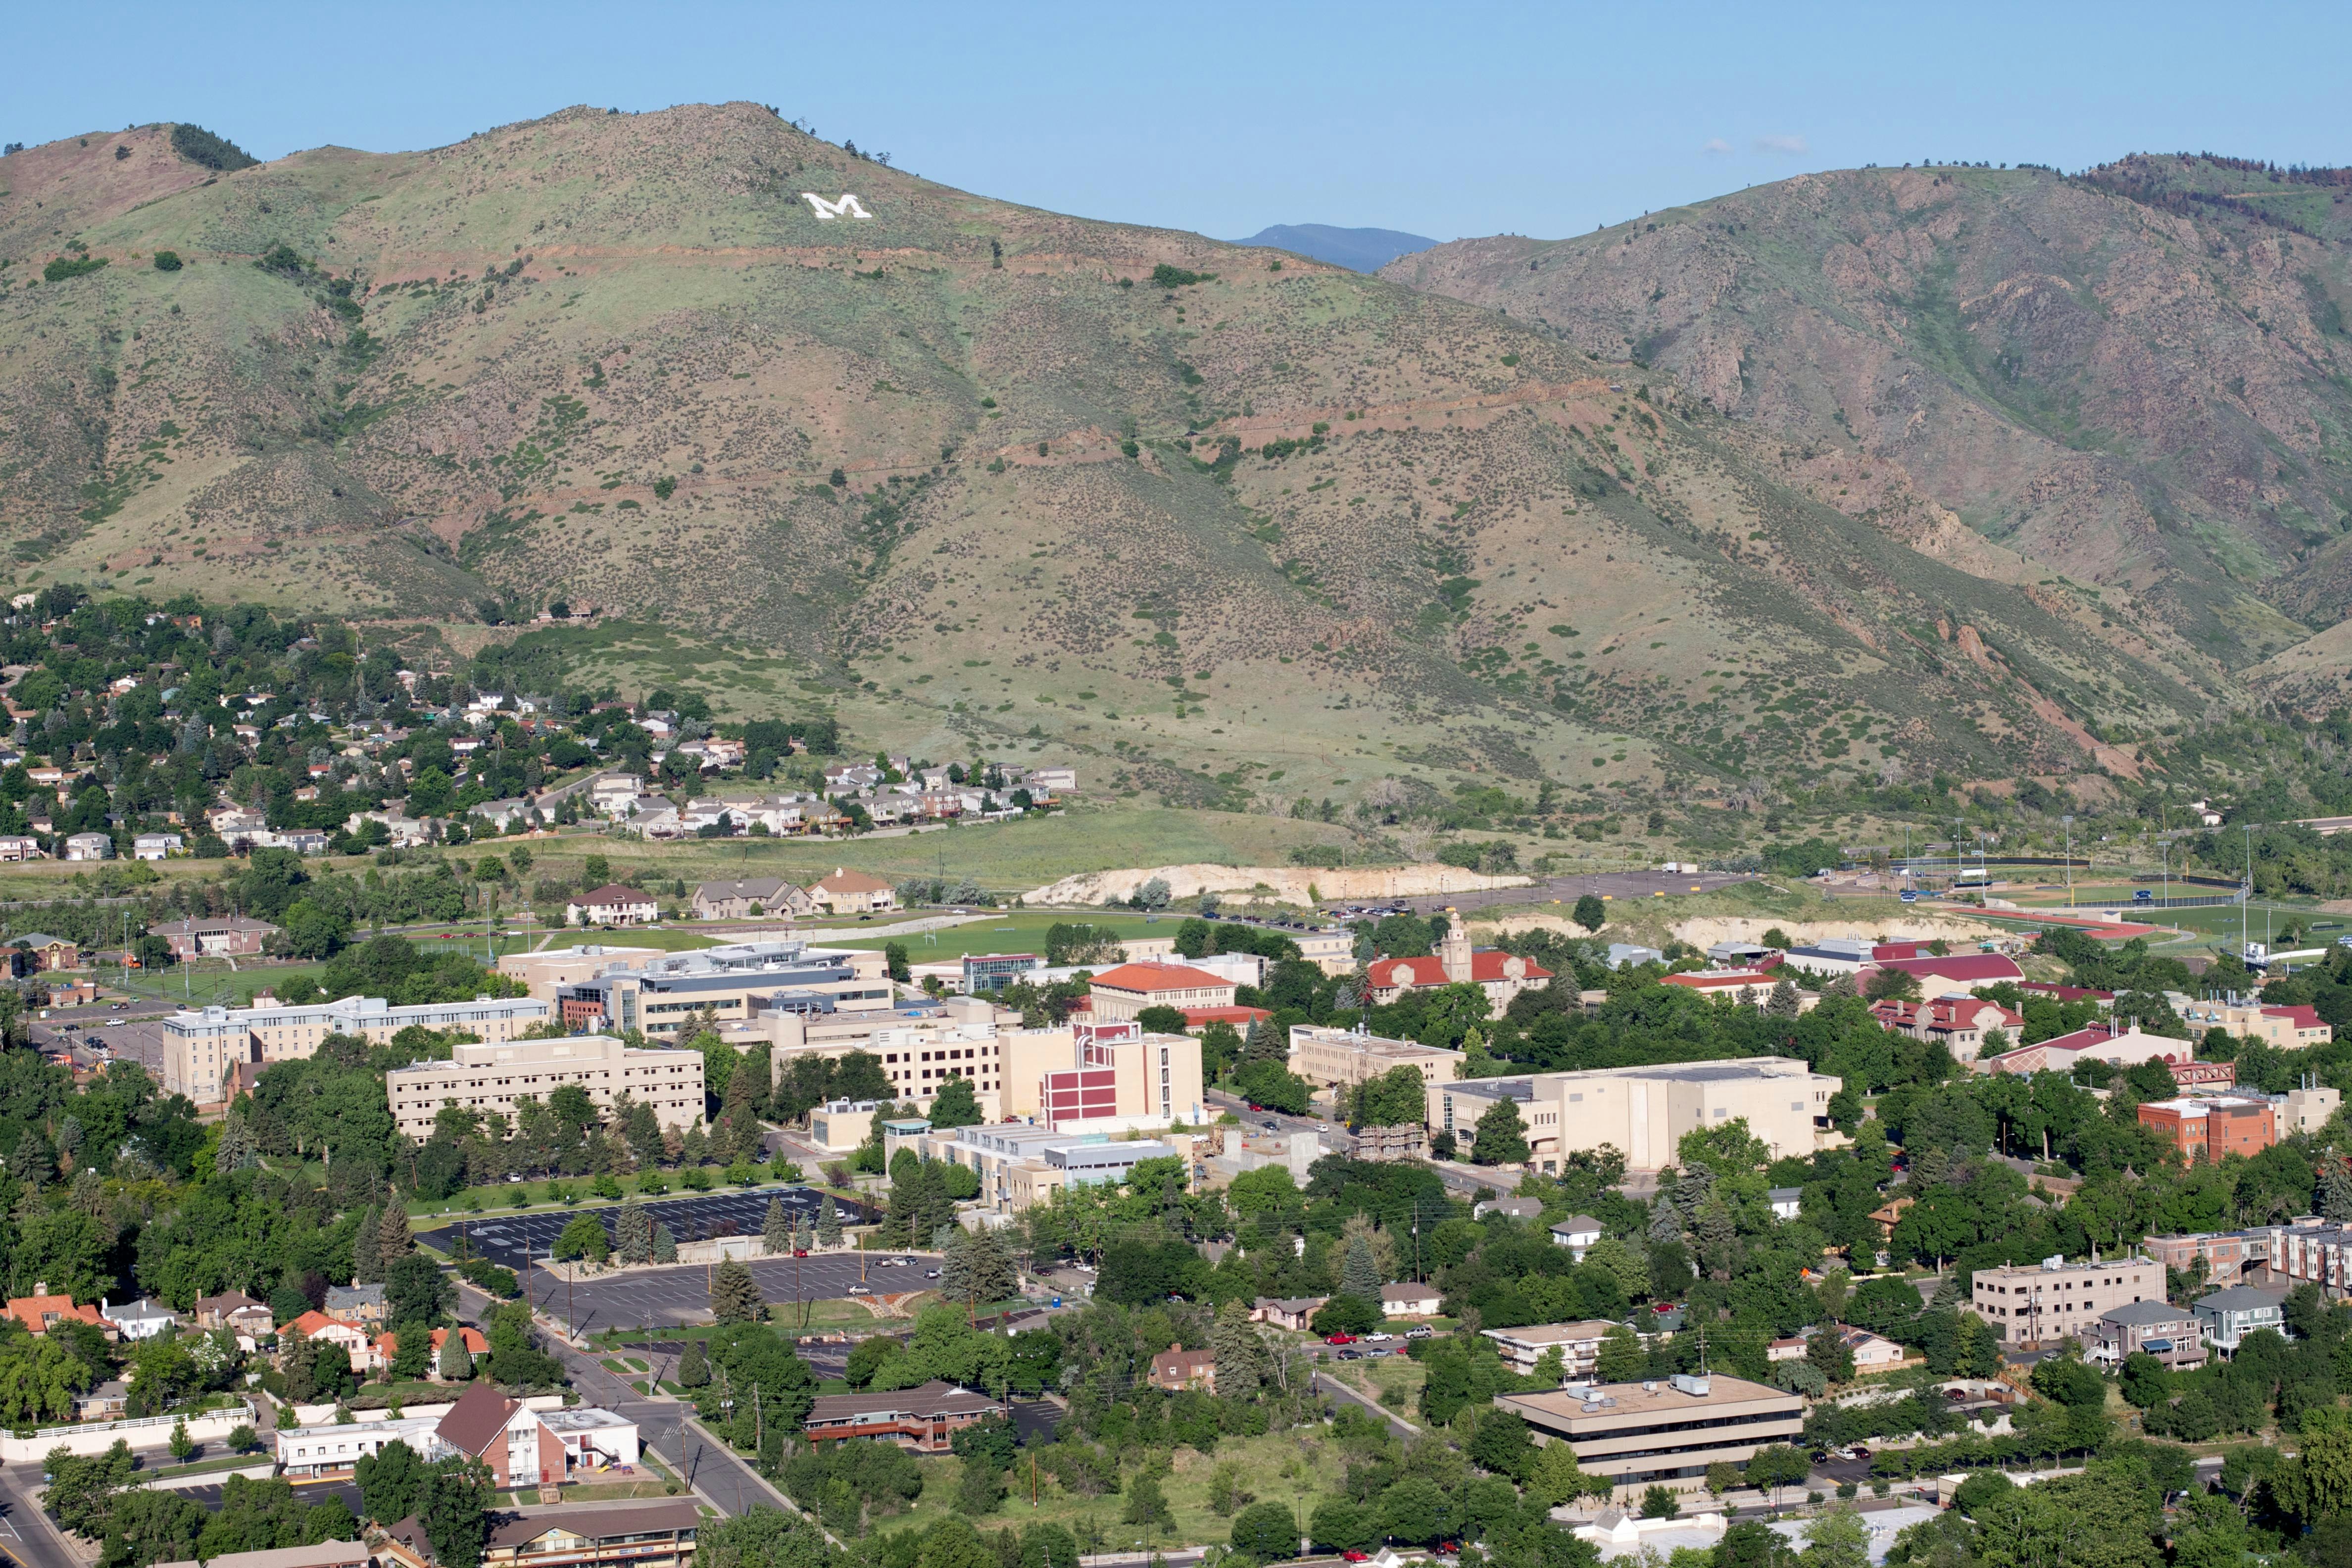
xmin=652 ymin=1223 xmax=678 ymax=1264
xmin=794 ymin=1215 xmax=814 ymax=1253
xmin=1339 ymin=1232 xmax=1382 ymax=1303
xmin=1647 ymin=1195 xmax=1683 ymax=1244
xmin=438 ymin=1329 xmax=474 ymax=1381
xmin=1242 ymin=1015 xmax=1286 ymax=1064
xmin=2324 ymin=1163 xmax=2352 ymax=1223
xmin=353 ymin=1206 xmax=384 ymax=1285
xmin=378 ymin=1204 xmax=414 ymax=1264
xmin=816 ymin=1194 xmax=842 ymax=1247
xmin=1210 ymin=1300 xmax=1267 ymax=1398
xmin=1765 ymin=979 xmax=1802 ymax=1020
xmin=941 ymin=1227 xmax=1019 ymax=1307
xmin=763 ymin=1198 xmax=793 ymax=1255
xmin=617 ymin=1200 xmax=653 ymax=1265
xmin=214 ymin=1114 xmax=259 ymax=1175
xmin=677 ymin=1339 xmax=709 ymax=1388
xmin=710 ymin=1259 xmax=765 ymax=1323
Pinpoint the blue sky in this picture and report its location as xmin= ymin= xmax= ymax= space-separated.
xmin=13 ymin=0 xmax=2350 ymax=243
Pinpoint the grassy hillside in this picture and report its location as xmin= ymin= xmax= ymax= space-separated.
xmin=0 ymin=109 xmax=2244 ymax=834
xmin=1382 ymin=158 xmax=2352 ymax=673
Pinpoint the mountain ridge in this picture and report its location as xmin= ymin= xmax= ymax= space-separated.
xmin=1232 ymin=224 xmax=1438 ymax=272
xmin=0 ymin=109 xmax=2260 ymax=824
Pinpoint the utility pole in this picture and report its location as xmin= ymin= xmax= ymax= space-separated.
xmin=2061 ymin=815 xmax=2073 ymax=907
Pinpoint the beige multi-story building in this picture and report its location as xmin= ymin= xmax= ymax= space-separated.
xmin=743 ymin=997 xmax=1009 ymax=1116
xmin=1494 ymin=1373 xmax=1806 ymax=1494
xmin=161 ymin=994 xmax=552 ymax=1104
xmin=386 ymin=1034 xmax=706 ymax=1141
xmin=1971 ymin=1255 xmax=2161 ymax=1345
xmin=1289 ymin=1023 xmax=1463 ymax=1094
xmin=1482 ymin=1321 xmax=1618 ymax=1379
xmin=1426 ymin=1056 xmax=1841 ymax=1172
xmin=496 ymin=945 xmax=662 ymax=1000
xmin=1085 ymin=962 xmax=1238 ymax=1022
xmin=555 ymin=942 xmax=893 ymax=1035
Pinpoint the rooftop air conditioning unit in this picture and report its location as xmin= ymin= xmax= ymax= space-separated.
xmin=1669 ymin=1373 xmax=1711 ymax=1397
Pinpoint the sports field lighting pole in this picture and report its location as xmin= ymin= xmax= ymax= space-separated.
xmin=2062 ymin=816 xmax=2074 ymax=908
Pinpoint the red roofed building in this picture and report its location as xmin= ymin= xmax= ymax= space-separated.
xmin=282 ymin=1309 xmax=379 ymax=1370
xmin=1869 ymin=996 xmax=2022 ymax=1062
xmin=1975 ymin=1022 xmax=2194 ymax=1078
xmin=1866 ymin=953 xmax=2024 ymax=988
xmin=1367 ymin=914 xmax=1552 ymax=1011
xmin=3 ymin=1293 xmax=112 ymax=1338
xmin=1183 ymin=1005 xmax=1272 ymax=1029
xmin=375 ymin=1325 xmax=489 ymax=1379
xmin=1087 ymin=962 xmax=1237 ymax=1022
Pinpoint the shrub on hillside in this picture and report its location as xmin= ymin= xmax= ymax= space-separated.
xmin=170 ymin=123 xmax=258 ymax=171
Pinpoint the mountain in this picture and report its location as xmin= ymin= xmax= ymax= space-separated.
xmin=1381 ymin=157 xmax=2352 ymax=675
xmin=1232 ymin=224 xmax=1438 ymax=273
xmin=0 ymin=108 xmax=2234 ymax=823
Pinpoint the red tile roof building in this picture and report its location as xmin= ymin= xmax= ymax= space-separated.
xmin=3 ymin=1293 xmax=110 ymax=1337
xmin=1868 ymin=996 xmax=2021 ymax=1062
xmin=1866 ymin=953 xmax=2024 ymax=987
xmin=1366 ymin=916 xmax=1551 ymax=1011
xmin=1086 ymin=962 xmax=1238 ymax=1022
xmin=1975 ymin=1023 xmax=2195 ymax=1078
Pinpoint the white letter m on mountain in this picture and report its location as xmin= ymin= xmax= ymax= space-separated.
xmin=800 ymin=192 xmax=872 ymax=221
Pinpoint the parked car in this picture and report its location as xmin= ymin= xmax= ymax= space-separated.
xmin=1345 ymin=1553 xmax=1372 ymax=1564
xmin=1338 ymin=1349 xmax=1362 ymax=1360
xmin=1363 ymin=1331 xmax=1393 ymax=1342
xmin=847 ymin=1283 xmax=871 ymax=1295
xmin=794 ymin=1249 xmax=809 ymax=1258
xmin=926 ymin=1269 xmax=942 ymax=1279
xmin=1324 ymin=1332 xmax=1357 ymax=1345
xmin=1405 ymin=1325 xmax=1434 ymax=1339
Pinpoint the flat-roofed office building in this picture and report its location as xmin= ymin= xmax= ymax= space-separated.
xmin=1289 ymin=1023 xmax=1463 ymax=1094
xmin=1494 ymin=1373 xmax=1806 ymax=1493
xmin=161 ymin=994 xmax=551 ymax=1103
xmin=1427 ymin=1057 xmax=1839 ymax=1172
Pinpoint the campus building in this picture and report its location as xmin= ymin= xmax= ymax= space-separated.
xmin=906 ymin=1119 xmax=1187 ymax=1212
xmin=1969 ymin=1255 xmax=2161 ymax=1346
xmin=1288 ymin=1023 xmax=1464 ymax=1095
xmin=554 ymin=941 xmax=893 ymax=1035
xmin=159 ymin=994 xmax=552 ymax=1104
xmin=1426 ymin=1057 xmax=1842 ymax=1173
xmin=386 ymin=1034 xmax=706 ymax=1142
xmin=1493 ymin=1373 xmax=1806 ymax=1494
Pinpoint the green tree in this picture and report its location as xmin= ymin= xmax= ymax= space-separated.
xmin=955 ymin=1454 xmax=1007 ymax=1517
xmin=817 ymin=1194 xmax=842 ymax=1247
xmin=1572 ymin=894 xmax=1606 ymax=932
xmin=677 ymin=1340 xmax=709 ymax=1389
xmin=1122 ymin=1474 xmax=1175 ymax=1531
xmin=385 ymin=1255 xmax=456 ymax=1327
xmin=710 ymin=1260 xmax=765 ymax=1323
xmin=929 ymin=1076 xmax=983 ymax=1129
xmin=1807 ymin=1329 xmax=1855 ymax=1386
xmin=1351 ymin=1065 xmax=1429 ymax=1128
xmin=1802 ymin=1505 xmax=1869 ymax=1568
xmin=438 ymin=1330 xmax=475 ymax=1382
xmin=169 ymin=1417 xmax=194 ymax=1462
xmin=763 ymin=1198 xmax=794 ymax=1256
xmin=1229 ymin=1501 xmax=1300 ymax=1562
xmin=419 ymin=1457 xmax=496 ymax=1568
xmin=1470 ymin=1098 xmax=1529 ymax=1166
xmin=356 ymin=1439 xmax=427 ymax=1524
xmin=1639 ymin=1486 xmax=1680 ymax=1519
xmin=1339 ymin=1231 xmax=1383 ymax=1302
xmin=553 ymin=1213 xmax=610 ymax=1263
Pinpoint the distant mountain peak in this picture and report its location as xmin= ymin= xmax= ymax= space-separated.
xmin=1232 ymin=223 xmax=1438 ymax=272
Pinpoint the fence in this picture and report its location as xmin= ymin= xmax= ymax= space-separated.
xmin=1 ymin=1405 xmax=254 ymax=1464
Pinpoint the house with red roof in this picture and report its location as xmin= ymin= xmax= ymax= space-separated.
xmin=1869 ymin=995 xmax=2021 ymax=1062
xmin=375 ymin=1324 xmax=488 ymax=1379
xmin=1087 ymin=962 xmax=1238 ymax=1022
xmin=281 ymin=1309 xmax=380 ymax=1370
xmin=3 ymin=1292 xmax=112 ymax=1338
xmin=1366 ymin=913 xmax=1551 ymax=1011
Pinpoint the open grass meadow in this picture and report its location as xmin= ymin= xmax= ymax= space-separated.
xmin=867 ymin=1424 xmax=1335 ymax=1550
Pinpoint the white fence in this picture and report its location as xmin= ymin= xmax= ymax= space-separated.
xmin=2 ymin=1407 xmax=252 ymax=1464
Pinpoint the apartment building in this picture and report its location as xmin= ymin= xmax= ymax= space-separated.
xmin=1970 ymin=1255 xmax=2160 ymax=1345
xmin=1494 ymin=1373 xmax=1806 ymax=1493
xmin=556 ymin=941 xmax=892 ymax=1035
xmin=386 ymin=1034 xmax=706 ymax=1141
xmin=1288 ymin=1023 xmax=1464 ymax=1095
xmin=1426 ymin=1056 xmax=1841 ymax=1172
xmin=1482 ymin=1321 xmax=1618 ymax=1379
xmin=2141 ymin=1230 xmax=2268 ymax=1286
xmin=1034 ymin=1021 xmax=1204 ymax=1128
xmin=2175 ymin=998 xmax=2333 ymax=1049
xmin=2138 ymin=1096 xmax=2277 ymax=1161
xmin=160 ymin=993 xmax=551 ymax=1103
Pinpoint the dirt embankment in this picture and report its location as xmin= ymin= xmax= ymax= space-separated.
xmin=1026 ymin=862 xmax=1529 ymax=907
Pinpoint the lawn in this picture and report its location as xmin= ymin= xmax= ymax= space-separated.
xmin=863 ymin=1425 xmax=1341 ymax=1550
xmin=816 ymin=909 xmax=1181 ymax=959
xmin=1319 ymin=1349 xmax=1426 ymax=1418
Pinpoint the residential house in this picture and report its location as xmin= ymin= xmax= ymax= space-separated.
xmin=282 ymin=1309 xmax=379 ymax=1371
xmin=806 ymin=868 xmax=896 ymax=915
xmin=324 ymin=1283 xmax=387 ymax=1323
xmin=2083 ymin=1300 xmax=2206 ymax=1371
xmin=1839 ymin=1323 xmax=1907 ymax=1371
xmin=1379 ymin=1282 xmax=1443 ymax=1317
xmin=154 ymin=1540 xmax=375 ymax=1568
xmin=194 ymin=1290 xmax=274 ymax=1338
xmin=1767 ymin=1187 xmax=1804 ymax=1221
xmin=374 ymin=1325 xmax=489 ymax=1379
xmin=1147 ymin=1343 xmax=1217 ymax=1392
xmin=102 ymin=1298 xmax=178 ymax=1341
xmin=1250 ymin=1297 xmax=1327 ymax=1332
xmin=1549 ymin=1216 xmax=1605 ymax=1259
xmin=0 ymin=835 xmax=42 ymax=862
xmin=1976 ymin=1023 xmax=2197 ymax=1078
xmin=62 ymin=833 xmax=112 ymax=861
xmin=567 ymin=884 xmax=661 ymax=927
xmin=1366 ymin=917 xmax=1552 ymax=1010
xmin=133 ymin=833 xmax=185 ymax=860
xmin=2195 ymin=1284 xmax=2290 ymax=1356
xmin=1475 ymin=1196 xmax=1545 ymax=1221
xmin=800 ymin=1380 xmax=1003 ymax=1452
xmin=461 ymin=1503 xmax=700 ymax=1568
xmin=4 ymin=1292 xmax=113 ymax=1337
xmin=692 ymin=877 xmax=812 ymax=921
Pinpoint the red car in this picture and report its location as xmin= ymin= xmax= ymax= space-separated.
xmin=1345 ymin=1553 xmax=1372 ymax=1563
xmin=1325 ymin=1332 xmax=1357 ymax=1345
xmin=794 ymin=1249 xmax=810 ymax=1258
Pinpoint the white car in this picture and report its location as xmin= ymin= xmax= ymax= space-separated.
xmin=1363 ymin=1332 xmax=1393 ymax=1342
xmin=847 ymin=1283 xmax=872 ymax=1295
xmin=1316 ymin=1123 xmax=1330 ymax=1132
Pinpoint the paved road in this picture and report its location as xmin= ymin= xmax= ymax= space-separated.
xmin=0 ymin=1466 xmax=73 ymax=1568
xmin=1205 ymin=1089 xmax=1353 ymax=1157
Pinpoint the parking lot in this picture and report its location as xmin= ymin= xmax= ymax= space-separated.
xmin=416 ymin=1189 xmax=873 ymax=1271
xmin=527 ymin=1245 xmax=944 ymax=1335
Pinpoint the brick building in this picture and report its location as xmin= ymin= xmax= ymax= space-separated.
xmin=2137 ymin=1096 xmax=2276 ymax=1161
